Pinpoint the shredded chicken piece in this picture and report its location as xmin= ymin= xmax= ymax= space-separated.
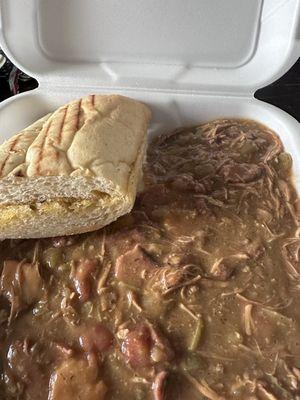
xmin=197 ymin=351 xmax=236 ymax=362
xmin=127 ymin=290 xmax=142 ymax=312
xmin=32 ymin=241 xmax=41 ymax=264
xmin=147 ymin=263 xmax=201 ymax=294
xmin=184 ymin=373 xmax=225 ymax=400
xmin=210 ymin=253 xmax=249 ymax=281
xmin=287 ymin=203 xmax=299 ymax=227
xmin=263 ymin=133 xmax=282 ymax=162
xmin=253 ymin=338 xmax=264 ymax=359
xmin=244 ymin=304 xmax=253 ymax=336
xmin=97 ymin=262 xmax=112 ymax=292
xmin=244 ymin=304 xmax=254 ymax=336
xmin=163 ymin=276 xmax=201 ymax=295
xmin=282 ymin=239 xmax=300 ymax=279
xmin=200 ymin=279 xmax=230 ymax=289
xmin=236 ymin=293 xmax=288 ymax=311
xmin=278 ymin=359 xmax=299 ymax=390
xmin=261 ymin=222 xmax=285 ymax=243
xmin=292 ymin=367 xmax=300 ymax=380
xmin=230 ymin=376 xmax=257 ymax=395
xmin=267 ymin=374 xmax=293 ymax=398
xmin=220 ymin=276 xmax=252 ymax=298
xmin=257 ymin=382 xmax=279 ymax=400
xmin=179 ymin=303 xmax=198 ymax=321
xmin=295 ymin=227 xmax=300 ymax=238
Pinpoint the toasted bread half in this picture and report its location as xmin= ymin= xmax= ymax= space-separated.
xmin=0 ymin=94 xmax=151 ymax=238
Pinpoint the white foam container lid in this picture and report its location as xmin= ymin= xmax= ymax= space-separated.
xmin=0 ymin=0 xmax=299 ymax=186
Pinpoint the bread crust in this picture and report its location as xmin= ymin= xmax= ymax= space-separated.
xmin=0 ymin=94 xmax=151 ymax=238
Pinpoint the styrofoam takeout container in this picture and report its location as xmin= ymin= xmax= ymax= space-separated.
xmin=0 ymin=0 xmax=299 ymax=186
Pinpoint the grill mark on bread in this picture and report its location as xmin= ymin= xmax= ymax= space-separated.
xmin=76 ymin=99 xmax=83 ymax=130
xmin=57 ymin=106 xmax=69 ymax=146
xmin=88 ymin=95 xmax=95 ymax=112
xmin=60 ymin=100 xmax=82 ymax=153
xmin=36 ymin=120 xmax=53 ymax=175
xmin=0 ymin=138 xmax=19 ymax=176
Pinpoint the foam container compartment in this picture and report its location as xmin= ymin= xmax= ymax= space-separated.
xmin=0 ymin=0 xmax=299 ymax=186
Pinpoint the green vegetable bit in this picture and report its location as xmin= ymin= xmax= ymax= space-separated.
xmin=188 ymin=318 xmax=203 ymax=352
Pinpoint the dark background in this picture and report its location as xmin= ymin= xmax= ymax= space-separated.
xmin=256 ymin=58 xmax=300 ymax=122
xmin=0 ymin=50 xmax=299 ymax=122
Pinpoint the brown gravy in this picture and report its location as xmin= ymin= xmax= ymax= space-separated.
xmin=0 ymin=119 xmax=300 ymax=399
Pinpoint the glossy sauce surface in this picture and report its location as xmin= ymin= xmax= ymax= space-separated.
xmin=1 ymin=119 xmax=300 ymax=400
